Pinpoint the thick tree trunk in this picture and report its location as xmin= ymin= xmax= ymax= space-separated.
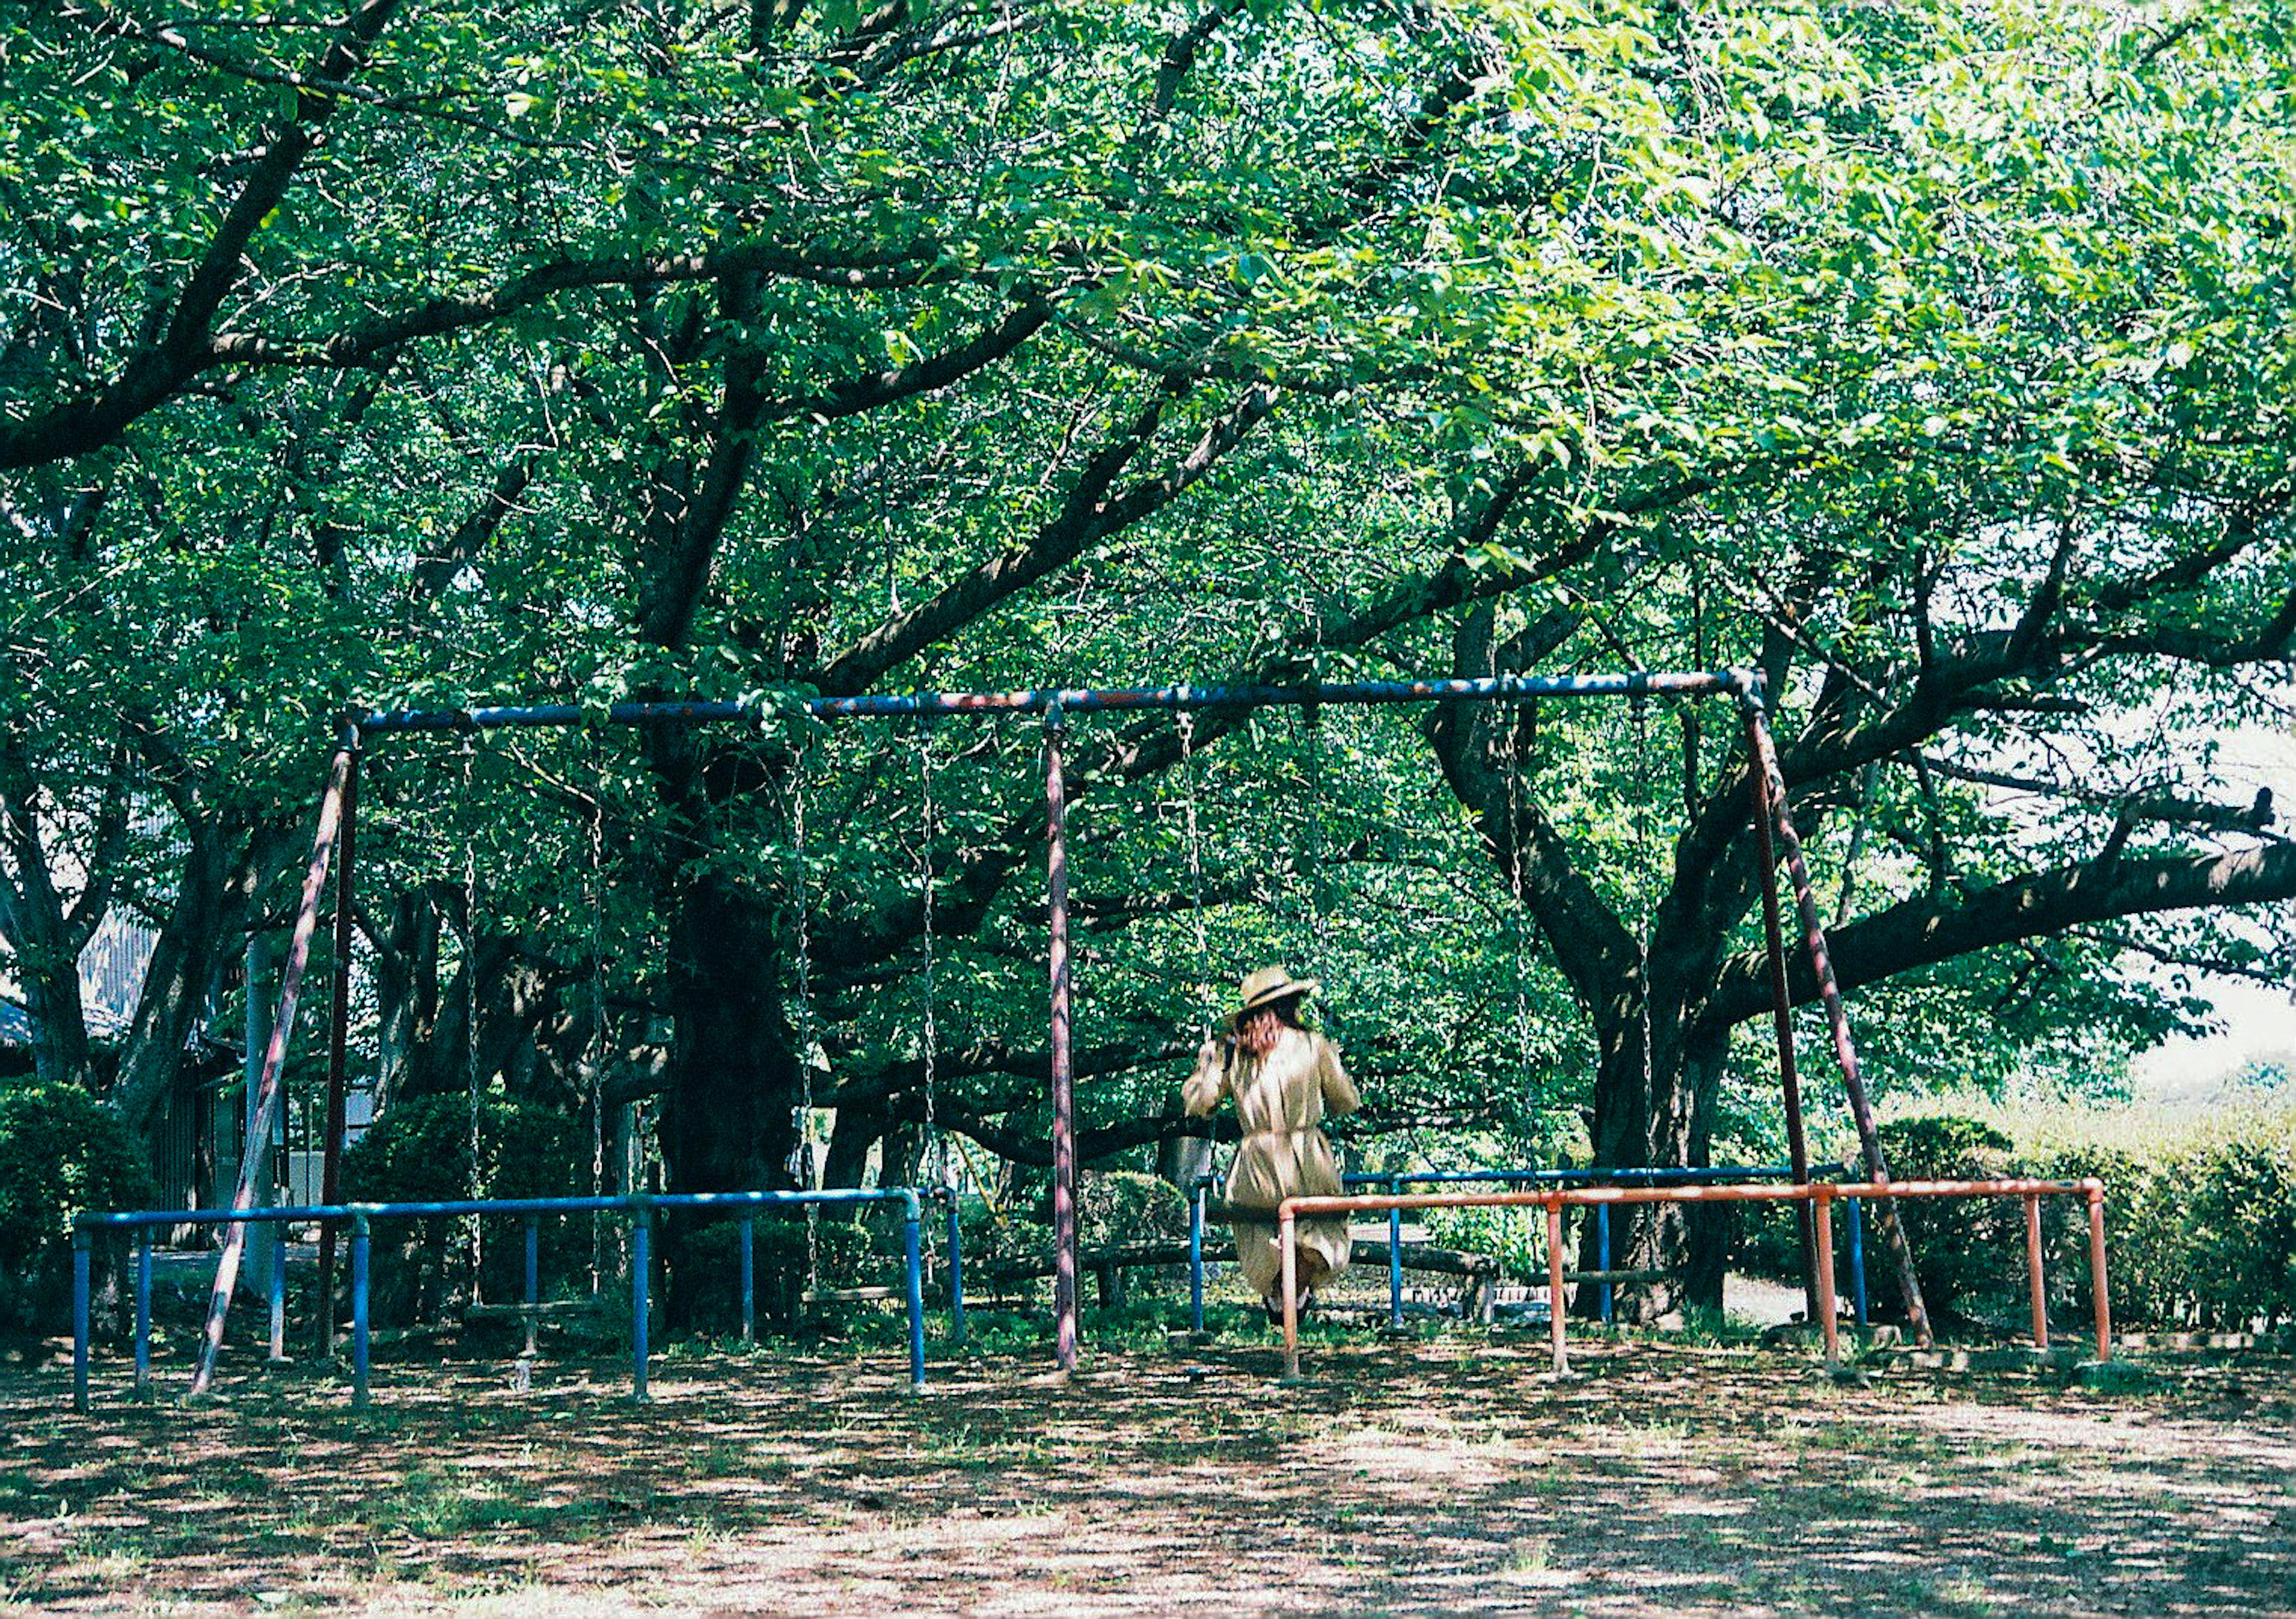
xmin=661 ymin=868 xmax=802 ymax=1195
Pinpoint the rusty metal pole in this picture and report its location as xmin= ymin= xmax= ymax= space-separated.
xmin=317 ymin=726 xmax=359 ymax=1358
xmin=1812 ymin=1187 xmax=1839 ymax=1367
xmin=1744 ymin=714 xmax=1819 ymax=1325
xmin=2086 ymin=1181 xmax=2112 ymax=1361
xmin=1280 ymin=1205 xmax=1301 ymax=1382
xmin=1546 ymin=1195 xmax=1568 ymax=1376
xmin=191 ymin=746 xmax=355 ymax=1396
xmin=1045 ymin=705 xmax=1079 ymax=1374
xmin=2025 ymin=1193 xmax=2049 ymax=1350
xmin=1741 ymin=696 xmax=1934 ymax=1346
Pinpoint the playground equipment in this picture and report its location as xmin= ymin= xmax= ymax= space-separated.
xmin=1272 ymin=1177 xmax=2115 ymax=1381
xmin=75 ymin=1187 xmax=949 ymax=1413
xmin=191 ymin=665 xmax=1936 ymax=1390
xmin=1184 ymin=1165 xmax=1877 ymax=1333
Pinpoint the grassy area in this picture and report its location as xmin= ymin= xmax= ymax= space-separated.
xmin=5 ymin=1316 xmax=2293 ymax=1617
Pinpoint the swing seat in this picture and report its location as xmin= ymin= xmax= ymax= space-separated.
xmin=802 ymin=1285 xmax=903 ymax=1306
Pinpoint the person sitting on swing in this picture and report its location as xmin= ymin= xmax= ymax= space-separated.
xmin=1184 ymin=966 xmax=1360 ymax=1322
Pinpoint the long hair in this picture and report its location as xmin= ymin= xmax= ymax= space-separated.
xmin=1229 ymin=997 xmax=1303 ymax=1062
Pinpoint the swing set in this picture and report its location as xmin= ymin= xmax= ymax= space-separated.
xmin=70 ymin=662 xmax=2120 ymax=1406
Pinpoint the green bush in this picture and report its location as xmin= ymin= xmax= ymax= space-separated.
xmin=0 ymin=1082 xmax=153 ymax=1326
xmin=1874 ymin=1115 xmax=2017 ymax=1321
xmin=338 ymin=1092 xmax=581 ymax=1324
xmin=2029 ymin=1116 xmax=2296 ymax=1333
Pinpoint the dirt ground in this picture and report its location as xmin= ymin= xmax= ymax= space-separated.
xmin=5 ymin=1326 xmax=2293 ymax=1618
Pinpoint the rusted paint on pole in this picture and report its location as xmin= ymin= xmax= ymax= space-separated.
xmin=1744 ymin=716 xmax=1819 ymax=1326
xmin=2025 ymin=1193 xmax=2049 ymax=1349
xmin=190 ymin=746 xmax=354 ymax=1396
xmin=2086 ymin=1181 xmax=2112 ymax=1361
xmin=1280 ymin=1207 xmax=1302 ymax=1382
xmin=318 ymin=729 xmax=359 ymax=1358
xmin=1045 ymin=708 xmax=1079 ymax=1373
xmin=1740 ymin=699 xmax=1934 ymax=1346
xmin=1546 ymin=1196 xmax=1568 ymax=1376
xmin=1812 ymin=1188 xmax=1839 ymax=1367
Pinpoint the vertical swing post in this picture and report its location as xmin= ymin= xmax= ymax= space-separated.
xmin=1045 ymin=705 xmax=1080 ymax=1373
xmin=193 ymin=744 xmax=355 ymax=1397
xmin=523 ymin=1215 xmax=541 ymax=1358
xmin=1741 ymin=692 xmax=1933 ymax=1346
xmin=739 ymin=1216 xmax=755 ymax=1345
xmin=319 ymin=727 xmax=359 ymax=1357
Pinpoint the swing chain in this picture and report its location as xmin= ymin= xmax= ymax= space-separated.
xmin=1177 ymin=710 xmax=1214 ymax=1038
xmin=914 ymin=719 xmax=948 ymax=1191
xmin=458 ymin=737 xmax=486 ymax=1305
xmin=585 ymin=726 xmax=610 ymax=1291
xmin=786 ymin=734 xmax=823 ymax=1297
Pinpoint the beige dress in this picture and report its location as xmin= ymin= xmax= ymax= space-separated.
xmin=1183 ymin=1025 xmax=1360 ymax=1299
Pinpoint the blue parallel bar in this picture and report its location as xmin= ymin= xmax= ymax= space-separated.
xmin=631 ymin=1203 xmax=651 ymax=1403
xmin=739 ymin=1217 xmax=755 ymax=1345
xmin=1598 ymin=1205 xmax=1614 ymax=1324
xmin=268 ymin=1244 xmax=286 ymax=1362
xmin=941 ymin=1192 xmax=966 ymax=1348
xmin=350 ymin=1218 xmax=370 ymax=1409
xmin=134 ymin=1234 xmax=152 ymax=1394
xmin=903 ymin=1204 xmax=926 ymax=1391
xmin=523 ymin=1216 xmax=540 ymax=1357
xmin=72 ymin=1187 xmax=936 ymax=1410
xmin=354 ymin=671 xmax=1751 ymax=735
xmin=72 ymin=1235 xmax=90 ymax=1415
xmin=1387 ymin=1177 xmax=1403 ymax=1330
xmin=1847 ymin=1196 xmax=1868 ymax=1326
xmin=1189 ymin=1181 xmax=1206 ymax=1334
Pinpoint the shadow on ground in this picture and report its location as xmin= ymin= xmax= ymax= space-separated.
xmin=4 ymin=1332 xmax=2292 ymax=1617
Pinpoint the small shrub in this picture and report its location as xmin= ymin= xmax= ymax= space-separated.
xmin=0 ymin=1082 xmax=153 ymax=1327
xmin=1875 ymin=1115 xmax=2017 ymax=1321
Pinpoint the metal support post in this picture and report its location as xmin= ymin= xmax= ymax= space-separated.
xmin=739 ymin=1216 xmax=755 ymax=1345
xmin=630 ymin=1199 xmax=651 ymax=1402
xmin=350 ymin=1216 xmax=371 ymax=1409
xmin=942 ymin=1192 xmax=966 ymax=1347
xmin=1597 ymin=1203 xmax=1614 ymax=1324
xmin=1546 ymin=1196 xmax=1568 ymax=1376
xmin=193 ymin=746 xmax=355 ymax=1395
xmin=134 ymin=1233 xmax=152 ymax=1395
xmin=1812 ymin=1189 xmax=1839 ymax=1368
xmin=1742 ymin=700 xmax=1933 ymax=1345
xmin=72 ymin=1232 xmax=91 ymax=1414
xmin=1846 ymin=1195 xmax=1868 ymax=1325
xmin=903 ymin=1198 xmax=927 ymax=1391
xmin=2025 ymin=1194 xmax=2049 ymax=1350
xmin=523 ymin=1215 xmax=541 ymax=1358
xmin=319 ymin=731 xmax=358 ymax=1358
xmin=1387 ymin=1174 xmax=1403 ymax=1330
xmin=2087 ymin=1183 xmax=2113 ymax=1361
xmin=1045 ymin=706 xmax=1079 ymax=1372
xmin=1188 ymin=1181 xmax=1205 ymax=1335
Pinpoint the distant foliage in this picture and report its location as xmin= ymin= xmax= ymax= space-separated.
xmin=2029 ymin=1117 xmax=2296 ymax=1333
xmin=0 ymin=1082 xmax=152 ymax=1325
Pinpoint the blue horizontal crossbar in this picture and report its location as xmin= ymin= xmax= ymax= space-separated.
xmin=354 ymin=670 xmax=1754 ymax=735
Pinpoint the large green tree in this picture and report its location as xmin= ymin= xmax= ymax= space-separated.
xmin=5 ymin=0 xmax=2292 ymax=1320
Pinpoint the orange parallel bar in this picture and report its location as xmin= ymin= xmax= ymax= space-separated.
xmin=2025 ymin=1194 xmax=2049 ymax=1351
xmin=1272 ymin=1178 xmax=2112 ymax=1382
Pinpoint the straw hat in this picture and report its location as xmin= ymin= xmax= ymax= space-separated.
xmin=1233 ymin=966 xmax=1318 ymax=1019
